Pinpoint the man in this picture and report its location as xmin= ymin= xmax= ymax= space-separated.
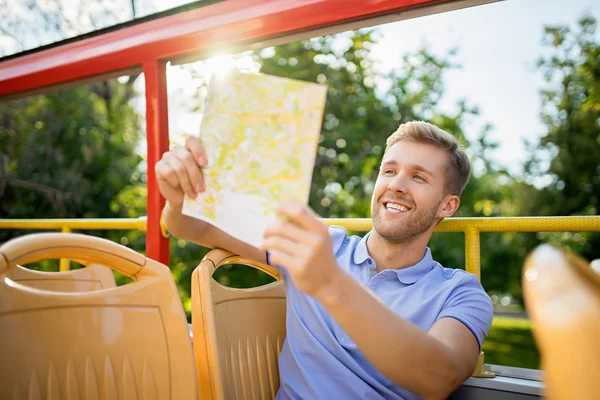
xmin=156 ymin=121 xmax=493 ymax=399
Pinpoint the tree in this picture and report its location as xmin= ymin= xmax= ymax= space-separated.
xmin=0 ymin=83 xmax=143 ymax=235
xmin=524 ymin=15 xmax=600 ymax=261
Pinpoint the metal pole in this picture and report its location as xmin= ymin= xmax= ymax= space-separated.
xmin=144 ymin=60 xmax=170 ymax=266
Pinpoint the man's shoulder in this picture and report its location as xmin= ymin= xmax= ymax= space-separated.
xmin=431 ymin=261 xmax=494 ymax=346
xmin=430 ymin=262 xmax=486 ymax=293
xmin=430 ymin=262 xmax=492 ymax=316
xmin=434 ymin=263 xmax=475 ymax=281
xmin=327 ymin=225 xmax=349 ymax=240
xmin=327 ymin=225 xmax=367 ymax=257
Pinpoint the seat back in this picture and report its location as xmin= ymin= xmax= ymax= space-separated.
xmin=7 ymin=263 xmax=116 ymax=292
xmin=0 ymin=233 xmax=197 ymax=400
xmin=523 ymin=244 xmax=600 ymax=400
xmin=192 ymin=249 xmax=286 ymax=400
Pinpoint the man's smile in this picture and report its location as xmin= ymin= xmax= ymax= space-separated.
xmin=382 ymin=200 xmax=414 ymax=215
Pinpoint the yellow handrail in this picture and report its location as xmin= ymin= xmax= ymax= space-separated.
xmin=323 ymin=216 xmax=600 ymax=233
xmin=1 ymin=216 xmax=599 ymax=279
xmin=0 ymin=217 xmax=153 ymax=271
xmin=0 ymin=216 xmax=170 ymax=238
xmin=0 ymin=217 xmax=148 ymax=231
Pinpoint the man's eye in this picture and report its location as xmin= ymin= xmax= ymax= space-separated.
xmin=414 ymin=174 xmax=425 ymax=181
xmin=383 ymin=169 xmax=395 ymax=175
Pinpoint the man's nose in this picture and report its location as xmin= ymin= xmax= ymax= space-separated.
xmin=388 ymin=173 xmax=408 ymax=193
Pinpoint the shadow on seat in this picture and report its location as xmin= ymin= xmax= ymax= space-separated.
xmin=0 ymin=233 xmax=197 ymax=399
xmin=523 ymin=244 xmax=600 ymax=400
xmin=192 ymin=249 xmax=286 ymax=400
xmin=6 ymin=262 xmax=116 ymax=292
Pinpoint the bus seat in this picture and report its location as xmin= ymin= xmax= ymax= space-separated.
xmin=0 ymin=233 xmax=197 ymax=400
xmin=192 ymin=249 xmax=286 ymax=400
xmin=523 ymin=244 xmax=600 ymax=400
xmin=6 ymin=262 xmax=116 ymax=292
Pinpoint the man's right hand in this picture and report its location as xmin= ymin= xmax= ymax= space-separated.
xmin=155 ymin=136 xmax=208 ymax=208
xmin=155 ymin=136 xmax=266 ymax=264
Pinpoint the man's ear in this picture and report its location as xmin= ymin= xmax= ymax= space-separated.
xmin=438 ymin=195 xmax=460 ymax=219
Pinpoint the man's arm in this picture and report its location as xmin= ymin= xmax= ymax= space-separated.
xmin=163 ymin=202 xmax=266 ymax=263
xmin=262 ymin=204 xmax=482 ymax=400
xmin=320 ymin=272 xmax=479 ymax=399
xmin=156 ymin=137 xmax=265 ymax=264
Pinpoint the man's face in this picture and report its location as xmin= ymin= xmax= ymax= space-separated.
xmin=370 ymin=141 xmax=451 ymax=244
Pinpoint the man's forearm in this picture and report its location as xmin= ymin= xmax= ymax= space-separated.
xmin=163 ymin=203 xmax=267 ymax=263
xmin=317 ymin=272 xmax=463 ymax=399
xmin=163 ymin=203 xmax=211 ymax=246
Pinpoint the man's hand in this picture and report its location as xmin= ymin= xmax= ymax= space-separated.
xmin=261 ymin=204 xmax=343 ymax=300
xmin=155 ymin=136 xmax=208 ymax=208
xmin=156 ymin=136 xmax=267 ymax=263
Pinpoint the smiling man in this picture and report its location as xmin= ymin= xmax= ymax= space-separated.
xmin=157 ymin=121 xmax=493 ymax=400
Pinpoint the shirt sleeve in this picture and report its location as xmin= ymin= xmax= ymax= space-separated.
xmin=436 ymin=274 xmax=494 ymax=350
xmin=265 ymin=250 xmax=285 ymax=274
xmin=328 ymin=225 xmax=349 ymax=254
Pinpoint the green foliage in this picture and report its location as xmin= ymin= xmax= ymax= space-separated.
xmin=484 ymin=316 xmax=540 ymax=370
xmin=0 ymin=79 xmax=143 ymax=269
xmin=524 ymin=16 xmax=600 ymax=261
xmin=213 ymin=264 xmax=276 ymax=288
xmin=0 ymin=81 xmax=141 ymax=220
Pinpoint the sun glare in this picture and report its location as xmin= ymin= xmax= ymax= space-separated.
xmin=160 ymin=52 xmax=259 ymax=146
xmin=205 ymin=54 xmax=237 ymax=77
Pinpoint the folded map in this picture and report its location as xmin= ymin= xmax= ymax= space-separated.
xmin=182 ymin=71 xmax=327 ymax=248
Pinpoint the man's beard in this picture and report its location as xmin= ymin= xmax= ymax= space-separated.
xmin=371 ymin=198 xmax=441 ymax=245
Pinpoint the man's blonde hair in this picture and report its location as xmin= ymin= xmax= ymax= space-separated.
xmin=385 ymin=121 xmax=470 ymax=196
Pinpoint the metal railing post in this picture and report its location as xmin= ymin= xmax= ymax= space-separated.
xmin=464 ymin=227 xmax=481 ymax=280
xmin=59 ymin=225 xmax=71 ymax=271
xmin=463 ymin=226 xmax=495 ymax=377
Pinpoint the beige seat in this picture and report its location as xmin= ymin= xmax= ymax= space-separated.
xmin=192 ymin=249 xmax=286 ymax=400
xmin=523 ymin=244 xmax=600 ymax=400
xmin=7 ymin=263 xmax=116 ymax=292
xmin=0 ymin=233 xmax=197 ymax=400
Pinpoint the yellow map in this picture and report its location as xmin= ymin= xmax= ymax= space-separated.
xmin=182 ymin=71 xmax=327 ymax=248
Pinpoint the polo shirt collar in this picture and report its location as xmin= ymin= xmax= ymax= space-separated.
xmin=352 ymin=231 xmax=435 ymax=284
xmin=352 ymin=231 xmax=372 ymax=265
xmin=395 ymin=248 xmax=434 ymax=284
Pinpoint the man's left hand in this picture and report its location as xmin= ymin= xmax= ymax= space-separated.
xmin=261 ymin=204 xmax=343 ymax=300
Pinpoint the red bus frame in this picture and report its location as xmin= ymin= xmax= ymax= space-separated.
xmin=0 ymin=0 xmax=498 ymax=265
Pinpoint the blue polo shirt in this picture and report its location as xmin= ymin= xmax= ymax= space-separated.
xmin=272 ymin=226 xmax=493 ymax=400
